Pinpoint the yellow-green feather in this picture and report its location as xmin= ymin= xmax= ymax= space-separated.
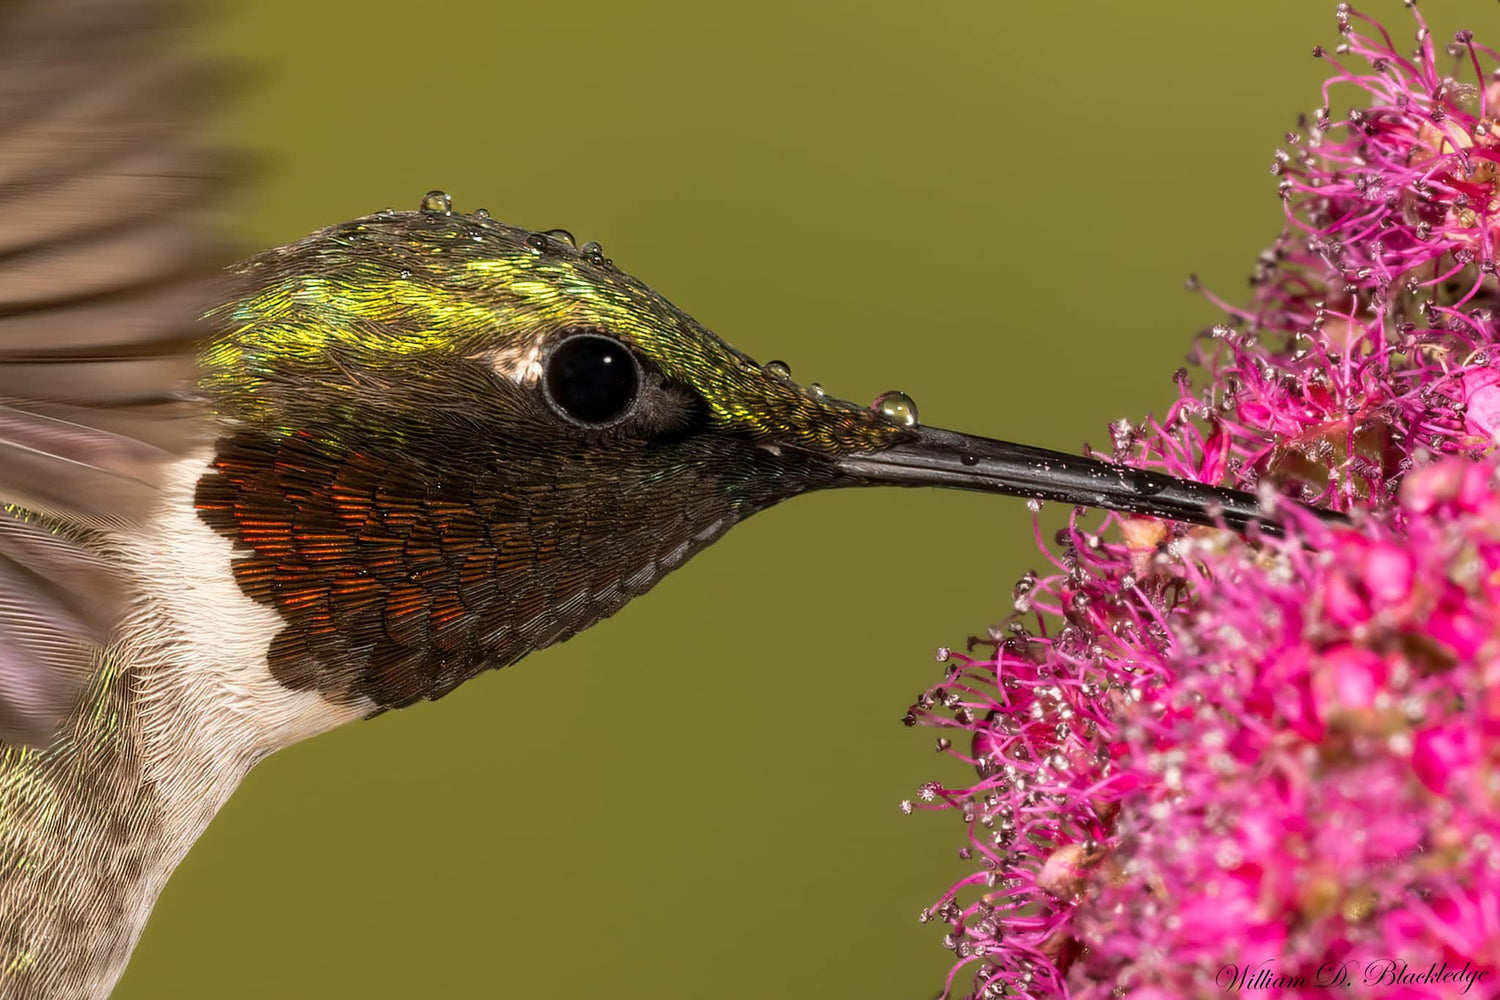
xmin=202 ymin=210 xmax=902 ymax=454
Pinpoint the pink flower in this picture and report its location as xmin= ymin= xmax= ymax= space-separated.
xmin=907 ymin=8 xmax=1500 ymax=998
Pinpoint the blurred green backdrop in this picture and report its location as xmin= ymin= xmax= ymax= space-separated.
xmin=115 ymin=1 xmax=1495 ymax=997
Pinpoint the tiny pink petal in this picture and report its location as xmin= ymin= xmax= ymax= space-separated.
xmin=1412 ymin=725 xmax=1481 ymax=796
xmin=1312 ymin=645 xmax=1386 ymax=717
xmin=1463 ymin=370 xmax=1500 ymax=444
xmin=1361 ymin=543 xmax=1415 ymax=610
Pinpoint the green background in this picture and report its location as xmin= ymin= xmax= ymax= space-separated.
xmin=116 ymin=2 xmax=1494 ymax=997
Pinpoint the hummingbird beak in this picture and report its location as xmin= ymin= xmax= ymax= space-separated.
xmin=832 ymin=425 xmax=1345 ymax=534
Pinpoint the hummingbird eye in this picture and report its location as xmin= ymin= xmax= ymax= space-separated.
xmin=542 ymin=332 xmax=641 ymax=426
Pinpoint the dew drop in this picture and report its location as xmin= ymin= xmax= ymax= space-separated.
xmin=524 ymin=234 xmax=548 ymax=255
xmin=809 ymin=382 xmax=826 ymax=397
xmin=763 ymin=359 xmax=792 ymax=380
xmin=472 ymin=207 xmax=491 ymax=220
xmin=543 ymin=228 xmax=576 ymax=248
xmin=419 ymin=190 xmax=452 ymax=215
xmin=581 ymin=241 xmax=607 ymax=265
xmin=873 ymin=390 xmax=919 ymax=427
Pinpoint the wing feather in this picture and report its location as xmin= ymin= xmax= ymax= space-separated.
xmin=0 ymin=0 xmax=237 ymax=744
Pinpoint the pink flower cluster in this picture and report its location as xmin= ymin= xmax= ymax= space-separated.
xmin=907 ymin=7 xmax=1500 ymax=998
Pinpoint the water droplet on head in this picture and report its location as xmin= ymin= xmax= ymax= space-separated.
xmin=543 ymin=229 xmax=576 ymax=249
xmin=809 ymin=382 xmax=826 ymax=397
xmin=763 ymin=359 xmax=793 ymax=380
xmin=419 ymin=190 xmax=452 ymax=215
xmin=472 ymin=207 xmax=491 ymax=220
xmin=524 ymin=234 xmax=548 ymax=255
xmin=873 ymin=390 xmax=919 ymax=427
xmin=580 ymin=241 xmax=607 ymax=266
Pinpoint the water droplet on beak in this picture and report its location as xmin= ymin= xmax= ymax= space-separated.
xmin=419 ymin=190 xmax=452 ymax=215
xmin=873 ymin=390 xmax=920 ymax=427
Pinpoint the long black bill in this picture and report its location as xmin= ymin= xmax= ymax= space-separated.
xmin=835 ymin=425 xmax=1349 ymax=535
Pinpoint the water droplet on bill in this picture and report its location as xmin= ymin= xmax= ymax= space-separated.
xmin=873 ymin=390 xmax=919 ymax=427
xmin=419 ymin=190 xmax=452 ymax=215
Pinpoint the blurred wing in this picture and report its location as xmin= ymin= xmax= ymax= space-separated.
xmin=0 ymin=0 xmax=235 ymax=744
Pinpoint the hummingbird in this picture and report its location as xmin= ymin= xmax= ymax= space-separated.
xmin=0 ymin=1 xmax=1342 ymax=997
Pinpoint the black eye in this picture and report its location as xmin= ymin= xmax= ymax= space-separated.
xmin=542 ymin=333 xmax=640 ymax=426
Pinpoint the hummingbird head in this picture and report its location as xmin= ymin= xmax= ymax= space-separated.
xmin=195 ymin=196 xmax=1287 ymax=713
